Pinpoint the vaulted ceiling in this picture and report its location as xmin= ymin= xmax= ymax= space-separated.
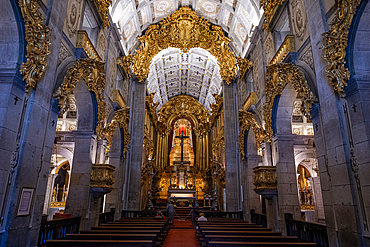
xmin=110 ymin=0 xmax=263 ymax=111
xmin=110 ymin=0 xmax=263 ymax=56
xmin=147 ymin=47 xmax=222 ymax=112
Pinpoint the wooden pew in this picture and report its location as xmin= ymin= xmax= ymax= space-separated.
xmin=45 ymin=239 xmax=154 ymax=247
xmin=208 ymin=242 xmax=317 ymax=247
xmin=64 ymin=233 xmax=157 ymax=241
xmin=204 ymin=235 xmax=299 ymax=242
xmin=200 ymin=231 xmax=283 ymax=236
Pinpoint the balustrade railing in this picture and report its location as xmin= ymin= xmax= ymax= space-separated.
xmin=76 ymin=30 xmax=102 ymax=61
xmin=269 ymin=35 xmax=295 ymax=65
xmin=99 ymin=208 xmax=115 ymax=225
xmin=200 ymin=211 xmax=243 ymax=219
xmin=250 ymin=209 xmax=267 ymax=228
xmin=285 ymin=213 xmax=329 ymax=247
xmin=38 ymin=216 xmax=81 ymax=247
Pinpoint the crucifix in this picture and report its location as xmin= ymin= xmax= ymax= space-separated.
xmin=175 ymin=131 xmax=189 ymax=164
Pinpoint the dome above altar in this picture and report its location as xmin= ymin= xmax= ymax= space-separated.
xmin=110 ymin=0 xmax=263 ymax=56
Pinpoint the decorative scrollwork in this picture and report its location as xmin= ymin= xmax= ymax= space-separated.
xmin=151 ymin=95 xmax=215 ymax=134
xmin=253 ymin=166 xmax=277 ymax=191
xmin=117 ymin=55 xmax=134 ymax=79
xmin=18 ymin=0 xmax=52 ymax=92
xmin=119 ymin=7 xmax=248 ymax=84
xmin=263 ymin=63 xmax=317 ymax=139
xmin=53 ymin=58 xmax=107 ymax=138
xmin=93 ymin=0 xmax=112 ymax=27
xmin=90 ymin=164 xmax=115 ymax=189
xmin=322 ymin=0 xmax=362 ymax=96
xmin=238 ymin=110 xmax=267 ymax=160
xmin=237 ymin=57 xmax=253 ymax=79
xmin=102 ymin=106 xmax=131 ymax=158
xmin=260 ymin=0 xmax=286 ymax=30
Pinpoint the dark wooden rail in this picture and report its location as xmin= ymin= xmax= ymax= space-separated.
xmin=38 ymin=216 xmax=81 ymax=247
xmin=99 ymin=208 xmax=115 ymax=225
xmin=121 ymin=210 xmax=157 ymax=218
xmin=250 ymin=209 xmax=267 ymax=228
xmin=285 ymin=213 xmax=328 ymax=247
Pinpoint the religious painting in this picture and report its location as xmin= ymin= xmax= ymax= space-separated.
xmin=17 ymin=187 xmax=35 ymax=216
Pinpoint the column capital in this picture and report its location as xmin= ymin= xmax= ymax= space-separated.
xmin=272 ymin=134 xmax=295 ymax=142
xmin=72 ymin=130 xmax=95 ymax=139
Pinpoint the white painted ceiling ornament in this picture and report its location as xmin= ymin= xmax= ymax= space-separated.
xmin=110 ymin=0 xmax=263 ymax=55
xmin=146 ymin=47 xmax=222 ymax=113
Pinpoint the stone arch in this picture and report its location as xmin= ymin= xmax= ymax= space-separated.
xmin=274 ymin=83 xmax=297 ymax=135
xmin=1 ymin=0 xmax=24 ymax=73
xmin=263 ymin=63 xmax=317 ymax=139
xmin=348 ymin=0 xmax=370 ymax=85
xmin=53 ymin=58 xmax=107 ymax=136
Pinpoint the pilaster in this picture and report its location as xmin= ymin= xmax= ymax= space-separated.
xmin=223 ymin=80 xmax=241 ymax=211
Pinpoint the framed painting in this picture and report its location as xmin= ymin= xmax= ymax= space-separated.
xmin=17 ymin=187 xmax=35 ymax=216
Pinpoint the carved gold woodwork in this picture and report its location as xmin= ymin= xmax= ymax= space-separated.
xmin=260 ymin=0 xmax=286 ymax=30
xmin=92 ymin=0 xmax=111 ymax=27
xmin=77 ymin=30 xmax=102 ymax=61
xmin=212 ymin=125 xmax=224 ymax=160
xmin=269 ymin=35 xmax=295 ymax=65
xmin=238 ymin=110 xmax=267 ymax=160
xmin=90 ymin=164 xmax=116 ymax=189
xmin=50 ymin=202 xmax=66 ymax=208
xmin=151 ymin=95 xmax=214 ymax=134
xmin=53 ymin=58 xmax=107 ymax=138
xmin=102 ymin=106 xmax=131 ymax=158
xmin=117 ymin=55 xmax=133 ymax=79
xmin=263 ymin=63 xmax=317 ymax=139
xmin=322 ymin=0 xmax=362 ymax=96
xmin=243 ymin=92 xmax=256 ymax=111
xmin=18 ymin=0 xmax=52 ymax=91
xmin=253 ymin=166 xmax=277 ymax=191
xmin=117 ymin=7 xmax=251 ymax=84
xmin=113 ymin=89 xmax=126 ymax=108
xmin=237 ymin=57 xmax=253 ymax=79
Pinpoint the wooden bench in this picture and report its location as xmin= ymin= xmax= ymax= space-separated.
xmin=64 ymin=233 xmax=158 ymax=241
xmin=198 ymin=224 xmax=264 ymax=228
xmin=204 ymin=235 xmax=298 ymax=242
xmin=45 ymin=239 xmax=154 ymax=247
xmin=200 ymin=231 xmax=282 ymax=236
xmin=208 ymin=242 xmax=317 ymax=247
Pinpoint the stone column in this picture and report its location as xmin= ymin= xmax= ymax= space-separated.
xmin=272 ymin=134 xmax=300 ymax=234
xmin=244 ymin=154 xmax=262 ymax=218
xmin=223 ymin=80 xmax=241 ymax=211
xmin=105 ymin=152 xmax=123 ymax=219
xmin=125 ymin=79 xmax=146 ymax=210
xmin=304 ymin=0 xmax=365 ymax=245
xmin=65 ymin=131 xmax=96 ymax=230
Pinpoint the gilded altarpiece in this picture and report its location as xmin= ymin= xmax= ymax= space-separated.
xmin=144 ymin=95 xmax=223 ymax=206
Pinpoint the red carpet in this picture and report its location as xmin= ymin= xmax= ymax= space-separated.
xmin=164 ymin=219 xmax=198 ymax=247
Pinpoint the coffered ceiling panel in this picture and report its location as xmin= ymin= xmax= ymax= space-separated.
xmin=111 ymin=0 xmax=263 ymax=56
xmin=147 ymin=47 xmax=222 ymax=112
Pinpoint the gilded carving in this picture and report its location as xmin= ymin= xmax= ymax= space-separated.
xmin=92 ymin=0 xmax=112 ymax=27
xmin=322 ymin=0 xmax=361 ymax=96
xmin=53 ymin=58 xmax=107 ymax=138
xmin=151 ymin=95 xmax=215 ymax=134
xmin=90 ymin=164 xmax=116 ymax=189
xmin=238 ymin=110 xmax=267 ymax=160
xmin=260 ymin=0 xmax=286 ymax=30
xmin=102 ymin=106 xmax=131 ymax=158
xmin=119 ymin=7 xmax=249 ymax=84
xmin=237 ymin=57 xmax=253 ymax=79
xmin=18 ymin=0 xmax=52 ymax=91
xmin=117 ymin=55 xmax=134 ymax=79
xmin=263 ymin=63 xmax=316 ymax=139
xmin=253 ymin=166 xmax=277 ymax=191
